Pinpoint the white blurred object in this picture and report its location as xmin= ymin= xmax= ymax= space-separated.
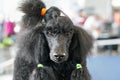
xmin=14 ymin=23 xmax=21 ymax=33
xmin=0 ymin=13 xmax=4 ymax=22
xmin=0 ymin=58 xmax=14 ymax=69
xmin=0 ymin=74 xmax=12 ymax=80
xmin=112 ymin=0 xmax=120 ymax=7
xmin=83 ymin=15 xmax=102 ymax=39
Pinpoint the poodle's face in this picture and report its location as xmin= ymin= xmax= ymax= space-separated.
xmin=44 ymin=17 xmax=74 ymax=63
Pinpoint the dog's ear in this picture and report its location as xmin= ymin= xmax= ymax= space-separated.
xmin=18 ymin=27 xmax=50 ymax=63
xmin=44 ymin=7 xmax=61 ymax=22
xmin=20 ymin=0 xmax=46 ymax=28
xmin=69 ymin=26 xmax=93 ymax=62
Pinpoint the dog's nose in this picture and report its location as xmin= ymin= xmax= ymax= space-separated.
xmin=54 ymin=54 xmax=65 ymax=61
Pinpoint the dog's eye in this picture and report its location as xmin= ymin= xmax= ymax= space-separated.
xmin=65 ymin=29 xmax=74 ymax=36
xmin=65 ymin=32 xmax=71 ymax=36
xmin=70 ymin=29 xmax=74 ymax=33
xmin=46 ymin=31 xmax=52 ymax=35
xmin=53 ymin=29 xmax=58 ymax=34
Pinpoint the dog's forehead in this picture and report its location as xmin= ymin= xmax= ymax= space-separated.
xmin=46 ymin=16 xmax=73 ymax=29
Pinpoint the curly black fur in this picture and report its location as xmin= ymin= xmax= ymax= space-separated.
xmin=13 ymin=0 xmax=93 ymax=80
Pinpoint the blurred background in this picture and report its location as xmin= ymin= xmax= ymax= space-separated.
xmin=0 ymin=0 xmax=120 ymax=80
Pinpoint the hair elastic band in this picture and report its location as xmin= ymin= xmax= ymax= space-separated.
xmin=76 ymin=64 xmax=82 ymax=69
xmin=37 ymin=64 xmax=44 ymax=68
xmin=41 ymin=8 xmax=47 ymax=16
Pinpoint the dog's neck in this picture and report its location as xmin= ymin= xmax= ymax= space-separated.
xmin=47 ymin=60 xmax=82 ymax=80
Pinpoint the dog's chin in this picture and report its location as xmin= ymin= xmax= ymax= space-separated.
xmin=52 ymin=59 xmax=66 ymax=64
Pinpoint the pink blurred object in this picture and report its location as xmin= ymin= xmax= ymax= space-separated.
xmin=4 ymin=21 xmax=15 ymax=36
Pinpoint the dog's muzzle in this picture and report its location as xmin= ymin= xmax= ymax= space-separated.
xmin=50 ymin=52 xmax=68 ymax=63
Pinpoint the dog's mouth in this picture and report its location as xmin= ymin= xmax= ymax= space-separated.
xmin=52 ymin=57 xmax=67 ymax=63
xmin=52 ymin=58 xmax=67 ymax=63
xmin=50 ymin=53 xmax=68 ymax=63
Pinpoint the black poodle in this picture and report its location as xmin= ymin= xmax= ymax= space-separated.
xmin=13 ymin=0 xmax=93 ymax=80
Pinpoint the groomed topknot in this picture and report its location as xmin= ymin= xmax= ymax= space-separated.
xmin=20 ymin=0 xmax=46 ymax=17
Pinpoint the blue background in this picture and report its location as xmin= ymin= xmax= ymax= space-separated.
xmin=87 ymin=55 xmax=120 ymax=80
